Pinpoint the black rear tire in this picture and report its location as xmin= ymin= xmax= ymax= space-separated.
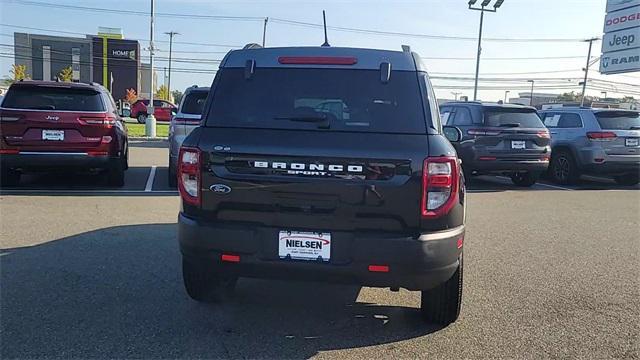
xmin=0 ymin=169 xmax=21 ymax=187
xmin=420 ymin=254 xmax=463 ymax=326
xmin=550 ymin=151 xmax=579 ymax=185
xmin=137 ymin=114 xmax=147 ymax=124
xmin=168 ymin=158 xmax=177 ymax=188
xmin=182 ymin=258 xmax=237 ymax=303
xmin=614 ymin=173 xmax=640 ymax=186
xmin=510 ymin=172 xmax=538 ymax=187
xmin=107 ymin=158 xmax=125 ymax=187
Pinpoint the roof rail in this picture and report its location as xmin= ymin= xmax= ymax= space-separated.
xmin=243 ymin=43 xmax=263 ymax=50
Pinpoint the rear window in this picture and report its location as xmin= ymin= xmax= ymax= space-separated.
xmin=205 ymin=68 xmax=427 ymax=134
xmin=181 ymin=91 xmax=208 ymax=115
xmin=595 ymin=111 xmax=640 ymax=130
xmin=2 ymin=86 xmax=105 ymax=112
xmin=483 ymin=108 xmax=544 ymax=128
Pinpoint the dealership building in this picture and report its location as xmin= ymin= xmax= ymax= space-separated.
xmin=13 ymin=28 xmax=150 ymax=101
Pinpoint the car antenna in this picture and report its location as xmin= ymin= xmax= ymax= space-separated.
xmin=321 ymin=10 xmax=330 ymax=47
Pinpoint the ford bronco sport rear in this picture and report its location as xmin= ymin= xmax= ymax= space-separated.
xmin=177 ymin=46 xmax=466 ymax=325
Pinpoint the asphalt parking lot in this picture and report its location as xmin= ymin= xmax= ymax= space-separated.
xmin=1 ymin=141 xmax=638 ymax=359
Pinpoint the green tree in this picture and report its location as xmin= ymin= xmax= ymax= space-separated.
xmin=171 ymin=90 xmax=183 ymax=105
xmin=10 ymin=64 xmax=29 ymax=81
xmin=57 ymin=66 xmax=73 ymax=82
xmin=155 ymin=85 xmax=169 ymax=101
xmin=557 ymin=91 xmax=578 ymax=102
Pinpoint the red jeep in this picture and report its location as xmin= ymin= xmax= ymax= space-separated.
xmin=0 ymin=81 xmax=129 ymax=187
xmin=130 ymin=99 xmax=177 ymax=124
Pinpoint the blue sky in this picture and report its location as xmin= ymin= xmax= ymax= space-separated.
xmin=1 ymin=0 xmax=639 ymax=101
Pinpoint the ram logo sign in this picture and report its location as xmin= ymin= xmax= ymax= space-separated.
xmin=600 ymin=48 xmax=640 ymax=74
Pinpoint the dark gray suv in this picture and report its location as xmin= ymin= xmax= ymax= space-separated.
xmin=440 ymin=102 xmax=551 ymax=186
xmin=539 ymin=108 xmax=640 ymax=186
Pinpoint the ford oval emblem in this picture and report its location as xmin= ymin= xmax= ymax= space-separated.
xmin=210 ymin=184 xmax=232 ymax=194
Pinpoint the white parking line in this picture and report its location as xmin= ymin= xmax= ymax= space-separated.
xmin=494 ymin=176 xmax=574 ymax=191
xmin=144 ymin=166 xmax=157 ymax=192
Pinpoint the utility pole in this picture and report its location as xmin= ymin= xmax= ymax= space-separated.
xmin=164 ymin=31 xmax=179 ymax=101
xmin=528 ymin=80 xmax=535 ymax=107
xmin=504 ymin=90 xmax=510 ymax=103
xmin=146 ymin=0 xmax=156 ymax=138
xmin=468 ymin=0 xmax=505 ymax=101
xmin=262 ymin=17 xmax=268 ymax=47
xmin=580 ymin=37 xmax=599 ymax=107
xmin=451 ymin=92 xmax=462 ymax=101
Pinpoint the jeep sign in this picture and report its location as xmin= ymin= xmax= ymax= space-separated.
xmin=602 ymin=27 xmax=640 ymax=53
xmin=601 ymin=1 xmax=640 ymax=74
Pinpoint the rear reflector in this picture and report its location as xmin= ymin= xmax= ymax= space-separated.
xmin=368 ymin=265 xmax=389 ymax=273
xmin=87 ymin=151 xmax=108 ymax=156
xmin=278 ymin=56 xmax=358 ymax=65
xmin=457 ymin=237 xmax=464 ymax=249
xmin=221 ymin=254 xmax=240 ymax=263
xmin=0 ymin=149 xmax=19 ymax=155
xmin=587 ymin=131 xmax=617 ymax=141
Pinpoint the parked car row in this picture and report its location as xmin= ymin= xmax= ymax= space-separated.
xmin=440 ymin=102 xmax=640 ymax=186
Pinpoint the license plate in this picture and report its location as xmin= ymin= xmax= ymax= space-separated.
xmin=626 ymin=138 xmax=639 ymax=147
xmin=278 ymin=231 xmax=331 ymax=262
xmin=42 ymin=130 xmax=64 ymax=141
xmin=511 ymin=140 xmax=526 ymax=149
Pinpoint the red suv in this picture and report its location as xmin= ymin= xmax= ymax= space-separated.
xmin=130 ymin=99 xmax=177 ymax=124
xmin=0 ymin=81 xmax=129 ymax=187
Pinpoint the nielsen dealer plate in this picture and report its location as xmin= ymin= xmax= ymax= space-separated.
xmin=626 ymin=138 xmax=639 ymax=147
xmin=278 ymin=231 xmax=331 ymax=262
xmin=511 ymin=140 xmax=526 ymax=149
xmin=42 ymin=130 xmax=64 ymax=141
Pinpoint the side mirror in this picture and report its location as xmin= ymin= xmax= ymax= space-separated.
xmin=443 ymin=126 xmax=463 ymax=143
xmin=171 ymin=108 xmax=178 ymax=115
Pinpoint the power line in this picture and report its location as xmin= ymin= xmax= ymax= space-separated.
xmin=2 ymin=0 xmax=590 ymax=43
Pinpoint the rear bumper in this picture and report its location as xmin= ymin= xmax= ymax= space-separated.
xmin=178 ymin=213 xmax=464 ymax=291
xmin=578 ymin=150 xmax=640 ymax=175
xmin=466 ymin=159 xmax=549 ymax=174
xmin=1 ymin=152 xmax=113 ymax=170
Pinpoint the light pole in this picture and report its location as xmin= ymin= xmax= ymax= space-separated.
xmin=504 ymin=90 xmax=510 ymax=103
xmin=580 ymin=37 xmax=599 ymax=107
xmin=146 ymin=0 xmax=156 ymax=138
xmin=262 ymin=17 xmax=268 ymax=47
xmin=468 ymin=0 xmax=505 ymax=101
xmin=164 ymin=31 xmax=179 ymax=101
xmin=528 ymin=80 xmax=535 ymax=107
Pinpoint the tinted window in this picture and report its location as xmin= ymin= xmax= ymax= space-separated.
xmin=453 ymin=107 xmax=473 ymax=126
xmin=558 ymin=113 xmax=582 ymax=128
xmin=206 ymin=68 xmax=427 ymax=134
xmin=483 ymin=108 xmax=544 ymax=128
xmin=181 ymin=91 xmax=209 ymax=115
xmin=440 ymin=107 xmax=453 ymax=125
xmin=595 ymin=111 xmax=640 ymax=130
xmin=2 ymin=86 xmax=105 ymax=111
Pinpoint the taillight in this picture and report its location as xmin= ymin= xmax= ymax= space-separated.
xmin=0 ymin=115 xmax=21 ymax=122
xmin=421 ymin=156 xmax=460 ymax=219
xmin=587 ymin=131 xmax=617 ymax=141
xmin=79 ymin=116 xmax=116 ymax=127
xmin=178 ymin=147 xmax=201 ymax=206
xmin=537 ymin=130 xmax=550 ymax=139
xmin=0 ymin=149 xmax=19 ymax=155
xmin=173 ymin=118 xmax=201 ymax=125
xmin=467 ymin=129 xmax=500 ymax=136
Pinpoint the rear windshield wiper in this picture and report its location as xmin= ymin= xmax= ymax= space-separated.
xmin=273 ymin=115 xmax=330 ymax=129
xmin=499 ymin=123 xmax=521 ymax=128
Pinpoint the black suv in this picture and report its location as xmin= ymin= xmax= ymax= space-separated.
xmin=440 ymin=102 xmax=550 ymax=186
xmin=178 ymin=45 xmax=466 ymax=325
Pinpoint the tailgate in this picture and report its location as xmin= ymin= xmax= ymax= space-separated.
xmin=198 ymin=128 xmax=427 ymax=233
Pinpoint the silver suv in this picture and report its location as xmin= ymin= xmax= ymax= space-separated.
xmin=539 ymin=108 xmax=640 ymax=186
xmin=168 ymin=86 xmax=209 ymax=188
